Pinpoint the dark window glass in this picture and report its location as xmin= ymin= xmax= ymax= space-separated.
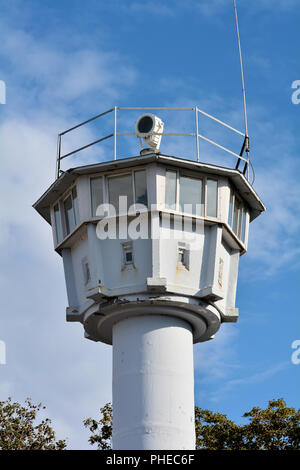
xmin=122 ymin=242 xmax=134 ymax=266
xmin=241 ymin=209 xmax=246 ymax=243
xmin=165 ymin=170 xmax=177 ymax=210
xmin=91 ymin=177 xmax=103 ymax=216
xmin=108 ymin=174 xmax=133 ymax=213
xmin=134 ymin=170 xmax=148 ymax=206
xmin=178 ymin=248 xmax=185 ymax=264
xmin=54 ymin=204 xmax=63 ymax=244
xmin=228 ymin=191 xmax=233 ymax=227
xmin=206 ymin=179 xmax=218 ymax=217
xmin=233 ymin=198 xmax=241 ymax=236
xmin=64 ymin=195 xmax=75 ymax=235
xmin=72 ymin=187 xmax=79 ymax=225
xmin=179 ymin=176 xmax=202 ymax=216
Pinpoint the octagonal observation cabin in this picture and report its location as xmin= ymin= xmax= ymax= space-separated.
xmin=33 ymin=106 xmax=265 ymax=345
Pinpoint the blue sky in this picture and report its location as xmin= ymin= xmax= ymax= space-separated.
xmin=0 ymin=0 xmax=299 ymax=449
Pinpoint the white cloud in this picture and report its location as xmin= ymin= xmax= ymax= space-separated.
xmin=0 ymin=26 xmax=136 ymax=114
xmin=88 ymin=0 xmax=298 ymax=20
xmin=172 ymin=0 xmax=298 ymax=17
xmin=210 ymin=361 xmax=289 ymax=402
xmin=255 ymin=0 xmax=298 ymax=10
xmin=122 ymin=1 xmax=175 ymax=17
xmin=194 ymin=325 xmax=240 ymax=384
xmin=0 ymin=19 xmax=137 ymax=449
xmin=194 ymin=0 xmax=298 ymax=16
xmin=241 ymin=105 xmax=300 ymax=278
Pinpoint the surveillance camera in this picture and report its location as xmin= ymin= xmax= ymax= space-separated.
xmin=135 ymin=113 xmax=164 ymax=151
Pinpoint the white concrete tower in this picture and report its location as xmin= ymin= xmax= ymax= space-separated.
xmin=33 ymin=108 xmax=265 ymax=450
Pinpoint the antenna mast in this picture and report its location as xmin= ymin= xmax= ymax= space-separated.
xmin=233 ymin=0 xmax=250 ymax=179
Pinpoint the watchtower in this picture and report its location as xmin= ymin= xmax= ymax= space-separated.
xmin=34 ymin=107 xmax=265 ymax=449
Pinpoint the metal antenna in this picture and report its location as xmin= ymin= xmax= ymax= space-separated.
xmin=233 ymin=0 xmax=250 ymax=179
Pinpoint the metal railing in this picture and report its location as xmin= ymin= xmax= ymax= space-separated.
xmin=56 ymin=106 xmax=250 ymax=180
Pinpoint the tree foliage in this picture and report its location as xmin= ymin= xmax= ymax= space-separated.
xmin=0 ymin=397 xmax=66 ymax=450
xmin=86 ymin=399 xmax=300 ymax=450
xmin=195 ymin=407 xmax=242 ymax=450
xmin=84 ymin=402 xmax=112 ymax=450
xmin=241 ymin=399 xmax=300 ymax=450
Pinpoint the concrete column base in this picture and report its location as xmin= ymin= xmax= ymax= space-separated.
xmin=112 ymin=314 xmax=195 ymax=450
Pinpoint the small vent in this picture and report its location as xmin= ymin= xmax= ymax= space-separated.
xmin=177 ymin=242 xmax=190 ymax=270
xmin=122 ymin=241 xmax=134 ymax=269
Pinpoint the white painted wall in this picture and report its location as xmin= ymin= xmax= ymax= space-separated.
xmin=112 ymin=315 xmax=195 ymax=450
xmin=70 ymin=234 xmax=94 ymax=314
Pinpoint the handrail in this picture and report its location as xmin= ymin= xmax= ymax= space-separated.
xmin=56 ymin=106 xmax=249 ymax=180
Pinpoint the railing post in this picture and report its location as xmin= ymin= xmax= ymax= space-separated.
xmin=195 ymin=107 xmax=199 ymax=162
xmin=114 ymin=106 xmax=117 ymax=160
xmin=56 ymin=134 xmax=61 ymax=179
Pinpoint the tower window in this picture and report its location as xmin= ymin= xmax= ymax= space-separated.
xmin=165 ymin=170 xmax=219 ymax=218
xmin=91 ymin=177 xmax=103 ymax=216
xmin=54 ymin=204 xmax=63 ymax=244
xmin=241 ymin=209 xmax=247 ymax=243
xmin=228 ymin=191 xmax=234 ymax=226
xmin=63 ymin=186 xmax=79 ymax=236
xmin=177 ymin=242 xmax=190 ymax=270
xmin=206 ymin=179 xmax=218 ymax=217
xmin=233 ymin=197 xmax=241 ymax=236
xmin=108 ymin=174 xmax=133 ymax=214
xmin=228 ymin=188 xmax=248 ymax=243
xmin=122 ymin=241 xmax=134 ymax=268
xmin=92 ymin=169 xmax=148 ymax=217
xmin=178 ymin=247 xmax=185 ymax=264
xmin=134 ymin=170 xmax=148 ymax=206
xmin=179 ymin=176 xmax=203 ymax=216
xmin=165 ymin=170 xmax=177 ymax=210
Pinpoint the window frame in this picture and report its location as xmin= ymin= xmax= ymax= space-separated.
xmin=133 ymin=169 xmax=148 ymax=207
xmin=62 ymin=184 xmax=79 ymax=237
xmin=204 ymin=177 xmax=218 ymax=218
xmin=90 ymin=175 xmax=105 ymax=217
xmin=165 ymin=169 xmax=178 ymax=211
xmin=107 ymin=172 xmax=133 ymax=213
xmin=53 ymin=203 xmax=63 ymax=245
xmin=165 ymin=168 xmax=218 ymax=219
xmin=121 ymin=241 xmax=134 ymax=269
xmin=178 ymin=174 xmax=204 ymax=216
xmin=228 ymin=185 xmax=248 ymax=244
xmin=177 ymin=241 xmax=190 ymax=270
xmin=90 ymin=168 xmax=148 ymax=217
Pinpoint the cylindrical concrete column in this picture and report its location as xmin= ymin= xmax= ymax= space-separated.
xmin=112 ymin=314 xmax=195 ymax=450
